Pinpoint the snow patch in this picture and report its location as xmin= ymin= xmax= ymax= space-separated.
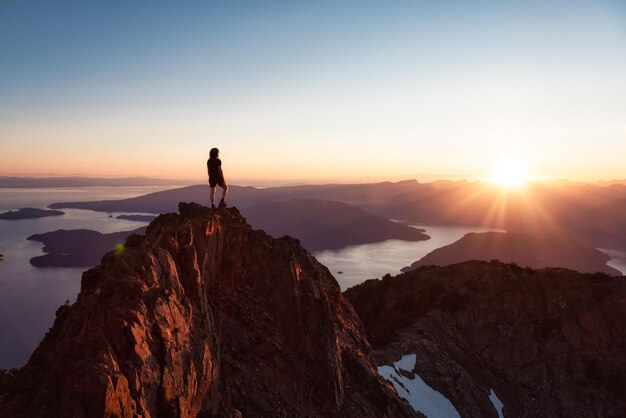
xmin=395 ymin=353 xmax=417 ymax=372
xmin=489 ymin=388 xmax=504 ymax=418
xmin=377 ymin=354 xmax=461 ymax=418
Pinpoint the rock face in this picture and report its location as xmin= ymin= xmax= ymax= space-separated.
xmin=402 ymin=232 xmax=622 ymax=276
xmin=345 ymin=261 xmax=626 ymax=418
xmin=0 ymin=203 xmax=416 ymax=418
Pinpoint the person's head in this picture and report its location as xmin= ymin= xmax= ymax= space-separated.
xmin=209 ymin=148 xmax=219 ymax=158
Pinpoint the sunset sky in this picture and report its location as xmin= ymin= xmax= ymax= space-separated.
xmin=1 ymin=1 xmax=625 ymax=184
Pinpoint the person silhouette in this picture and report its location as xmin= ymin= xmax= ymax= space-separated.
xmin=207 ymin=148 xmax=228 ymax=209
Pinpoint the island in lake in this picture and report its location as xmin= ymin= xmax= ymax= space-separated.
xmin=28 ymin=227 xmax=146 ymax=267
xmin=0 ymin=208 xmax=64 ymax=220
xmin=402 ymin=231 xmax=621 ymax=276
xmin=116 ymin=214 xmax=157 ymax=222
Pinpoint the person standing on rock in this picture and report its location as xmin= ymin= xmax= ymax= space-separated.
xmin=207 ymin=148 xmax=228 ymax=210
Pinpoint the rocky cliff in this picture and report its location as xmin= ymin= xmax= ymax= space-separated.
xmin=345 ymin=261 xmax=626 ymax=418
xmin=0 ymin=203 xmax=417 ymax=418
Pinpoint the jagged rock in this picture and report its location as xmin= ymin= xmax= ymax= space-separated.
xmin=0 ymin=203 xmax=417 ymax=418
xmin=345 ymin=261 xmax=626 ymax=418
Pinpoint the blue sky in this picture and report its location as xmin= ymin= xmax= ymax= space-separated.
xmin=1 ymin=0 xmax=625 ymax=182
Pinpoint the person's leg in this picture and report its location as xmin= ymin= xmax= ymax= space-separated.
xmin=210 ymin=186 xmax=216 ymax=207
xmin=217 ymin=184 xmax=229 ymax=209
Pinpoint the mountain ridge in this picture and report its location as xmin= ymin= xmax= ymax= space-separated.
xmin=345 ymin=260 xmax=626 ymax=418
xmin=47 ymin=180 xmax=626 ymax=251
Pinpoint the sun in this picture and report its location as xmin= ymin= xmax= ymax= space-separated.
xmin=488 ymin=154 xmax=530 ymax=188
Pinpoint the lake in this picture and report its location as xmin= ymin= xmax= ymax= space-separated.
xmin=0 ymin=186 xmax=178 ymax=369
xmin=601 ymin=248 xmax=626 ymax=278
xmin=318 ymin=228 xmax=626 ymax=290
xmin=315 ymin=224 xmax=504 ymax=290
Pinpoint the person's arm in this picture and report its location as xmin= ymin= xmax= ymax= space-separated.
xmin=207 ymin=160 xmax=211 ymax=178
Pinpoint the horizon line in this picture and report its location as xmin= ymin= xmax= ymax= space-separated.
xmin=1 ymin=174 xmax=625 ymax=188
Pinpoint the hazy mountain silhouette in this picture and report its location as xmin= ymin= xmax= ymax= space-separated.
xmin=49 ymin=179 xmax=626 ymax=250
xmin=402 ymin=232 xmax=621 ymax=276
xmin=594 ymin=179 xmax=626 ymax=187
xmin=0 ymin=176 xmax=190 ymax=188
xmin=567 ymin=197 xmax=626 ymax=250
xmin=50 ymin=185 xmax=219 ymax=213
xmin=48 ymin=181 xmax=423 ymax=214
xmin=241 ymin=199 xmax=429 ymax=252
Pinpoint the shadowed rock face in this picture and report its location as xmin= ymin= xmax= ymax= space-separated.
xmin=0 ymin=203 xmax=417 ymax=418
xmin=345 ymin=261 xmax=626 ymax=418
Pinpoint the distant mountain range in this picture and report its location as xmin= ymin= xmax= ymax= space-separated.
xmin=0 ymin=176 xmax=193 ymax=188
xmin=241 ymin=199 xmax=429 ymax=252
xmin=30 ymin=198 xmax=427 ymax=262
xmin=594 ymin=179 xmax=626 ymax=187
xmin=48 ymin=179 xmax=626 ymax=251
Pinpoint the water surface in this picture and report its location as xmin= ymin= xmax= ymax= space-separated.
xmin=0 ymin=187 xmax=170 ymax=368
xmin=600 ymin=248 xmax=626 ymax=277
xmin=315 ymin=224 xmax=503 ymax=290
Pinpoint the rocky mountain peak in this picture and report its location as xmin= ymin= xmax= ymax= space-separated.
xmin=0 ymin=202 xmax=416 ymax=418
